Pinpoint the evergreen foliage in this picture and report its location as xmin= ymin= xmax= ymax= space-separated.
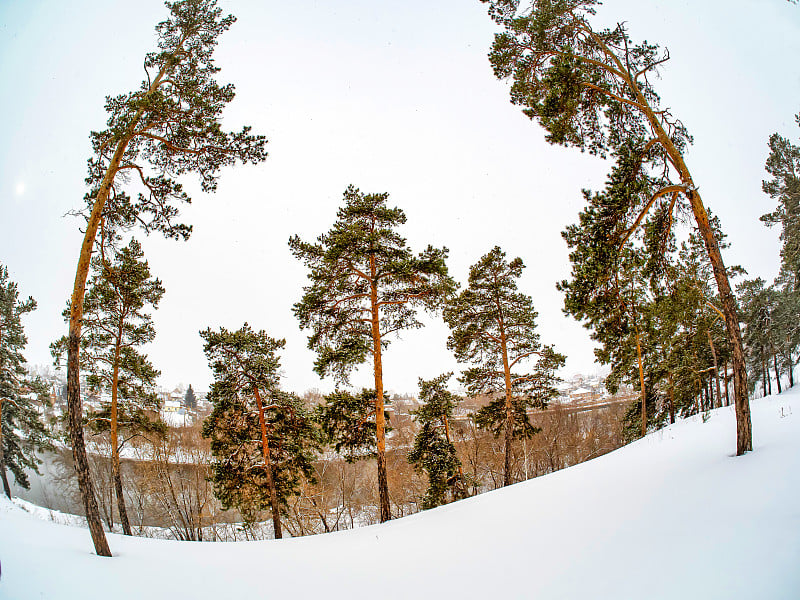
xmin=201 ymin=325 xmax=319 ymax=538
xmin=408 ymin=373 xmax=466 ymax=509
xmin=762 ymin=112 xmax=800 ymax=288
xmin=0 ymin=265 xmax=53 ymax=497
xmin=444 ymin=247 xmax=563 ymax=486
xmin=53 ymin=239 xmax=166 ymax=534
xmin=66 ymin=0 xmax=269 ymax=555
xmin=314 ymin=389 xmax=385 ymax=463
xmin=480 ymin=0 xmax=752 ymax=455
xmin=290 ymin=184 xmax=454 ymax=521
xmin=184 ymin=384 xmax=197 ymax=410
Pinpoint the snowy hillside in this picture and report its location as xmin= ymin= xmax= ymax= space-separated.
xmin=1 ymin=391 xmax=799 ymax=600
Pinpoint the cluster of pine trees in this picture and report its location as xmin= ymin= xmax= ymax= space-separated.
xmin=2 ymin=0 xmax=795 ymax=558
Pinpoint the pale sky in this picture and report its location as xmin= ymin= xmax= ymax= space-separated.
xmin=1 ymin=0 xmax=798 ymax=397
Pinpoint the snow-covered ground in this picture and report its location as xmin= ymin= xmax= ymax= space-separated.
xmin=1 ymin=390 xmax=798 ymax=599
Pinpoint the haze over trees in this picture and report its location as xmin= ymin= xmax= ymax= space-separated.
xmin=481 ymin=0 xmax=753 ymax=455
xmin=290 ymin=185 xmax=454 ymax=522
xmin=64 ymin=0 xmax=268 ymax=556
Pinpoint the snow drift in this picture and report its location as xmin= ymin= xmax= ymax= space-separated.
xmin=1 ymin=390 xmax=798 ymax=599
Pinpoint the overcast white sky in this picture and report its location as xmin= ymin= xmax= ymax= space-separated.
xmin=1 ymin=0 xmax=798 ymax=397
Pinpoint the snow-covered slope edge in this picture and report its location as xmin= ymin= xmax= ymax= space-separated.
xmin=1 ymin=391 xmax=798 ymax=600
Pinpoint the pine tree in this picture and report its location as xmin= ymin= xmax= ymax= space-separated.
xmin=53 ymin=239 xmax=165 ymax=535
xmin=65 ymin=0 xmax=268 ymax=555
xmin=444 ymin=247 xmax=563 ymax=486
xmin=762 ymin=112 xmax=800 ymax=288
xmin=201 ymin=325 xmax=319 ymax=539
xmin=184 ymin=384 xmax=197 ymax=410
xmin=482 ymin=0 xmax=752 ymax=455
xmin=290 ymin=185 xmax=454 ymax=522
xmin=0 ymin=265 xmax=53 ymax=498
xmin=408 ymin=373 xmax=466 ymax=509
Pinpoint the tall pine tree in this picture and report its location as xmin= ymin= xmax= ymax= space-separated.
xmin=201 ymin=325 xmax=319 ymax=539
xmin=444 ymin=247 xmax=563 ymax=486
xmin=65 ymin=0 xmax=268 ymax=555
xmin=290 ymin=185 xmax=454 ymax=522
xmin=481 ymin=0 xmax=752 ymax=455
xmin=53 ymin=239 xmax=165 ymax=535
xmin=0 ymin=265 xmax=52 ymax=498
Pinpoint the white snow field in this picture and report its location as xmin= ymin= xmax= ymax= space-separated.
xmin=1 ymin=390 xmax=799 ymax=600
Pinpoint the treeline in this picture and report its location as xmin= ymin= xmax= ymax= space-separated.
xmin=1 ymin=0 xmax=796 ymax=558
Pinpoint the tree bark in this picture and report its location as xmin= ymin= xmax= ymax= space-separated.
xmin=369 ymin=257 xmax=391 ymax=523
xmin=630 ymin=73 xmax=752 ymax=454
xmin=636 ymin=329 xmax=646 ymax=437
xmin=667 ymin=372 xmax=675 ymax=425
xmin=773 ymin=353 xmax=782 ymax=395
xmin=111 ymin=339 xmax=132 ymax=535
xmin=253 ymin=387 xmax=281 ymax=539
xmin=707 ymin=330 xmax=722 ymax=409
xmin=723 ymin=359 xmax=730 ymax=407
xmin=66 ymin=56 xmax=175 ymax=557
xmin=499 ymin=316 xmax=514 ymax=487
xmin=0 ymin=400 xmax=11 ymax=499
xmin=443 ymin=414 xmax=466 ymax=496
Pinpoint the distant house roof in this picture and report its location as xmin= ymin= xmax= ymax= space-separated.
xmin=571 ymin=387 xmax=593 ymax=395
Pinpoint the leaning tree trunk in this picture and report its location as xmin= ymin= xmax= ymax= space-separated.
xmin=253 ymin=387 xmax=281 ymax=539
xmin=111 ymin=342 xmax=132 ymax=535
xmin=630 ymin=75 xmax=752 ymax=454
xmin=369 ymin=262 xmax=391 ymax=523
xmin=66 ymin=58 xmax=174 ymax=557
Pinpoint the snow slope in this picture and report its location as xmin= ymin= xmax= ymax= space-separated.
xmin=1 ymin=391 xmax=799 ymax=600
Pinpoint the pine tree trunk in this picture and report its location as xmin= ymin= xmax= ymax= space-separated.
xmin=66 ymin=59 xmax=174 ymax=557
xmin=789 ymin=361 xmax=795 ymax=388
xmin=763 ymin=357 xmax=771 ymax=396
xmin=723 ymin=359 xmax=730 ymax=407
xmin=668 ymin=373 xmax=675 ymax=425
xmin=253 ymin=387 xmax=282 ymax=539
xmin=636 ymin=329 xmax=646 ymax=437
xmin=0 ymin=400 xmax=11 ymax=499
xmin=443 ymin=415 xmax=465 ymax=496
xmin=707 ymin=331 xmax=722 ymax=409
xmin=773 ymin=354 xmax=782 ymax=394
xmin=369 ymin=262 xmax=391 ymax=523
xmin=111 ymin=341 xmax=132 ymax=536
xmin=499 ymin=321 xmax=514 ymax=487
xmin=632 ymin=81 xmax=751 ymax=454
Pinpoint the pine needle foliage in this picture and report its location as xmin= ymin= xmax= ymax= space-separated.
xmin=290 ymin=184 xmax=454 ymax=521
xmin=444 ymin=246 xmax=563 ymax=486
xmin=53 ymin=239 xmax=166 ymax=534
xmin=480 ymin=0 xmax=752 ymax=455
xmin=408 ymin=373 xmax=466 ymax=509
xmin=0 ymin=265 xmax=53 ymax=497
xmin=66 ymin=0 xmax=268 ymax=555
xmin=201 ymin=325 xmax=319 ymax=538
